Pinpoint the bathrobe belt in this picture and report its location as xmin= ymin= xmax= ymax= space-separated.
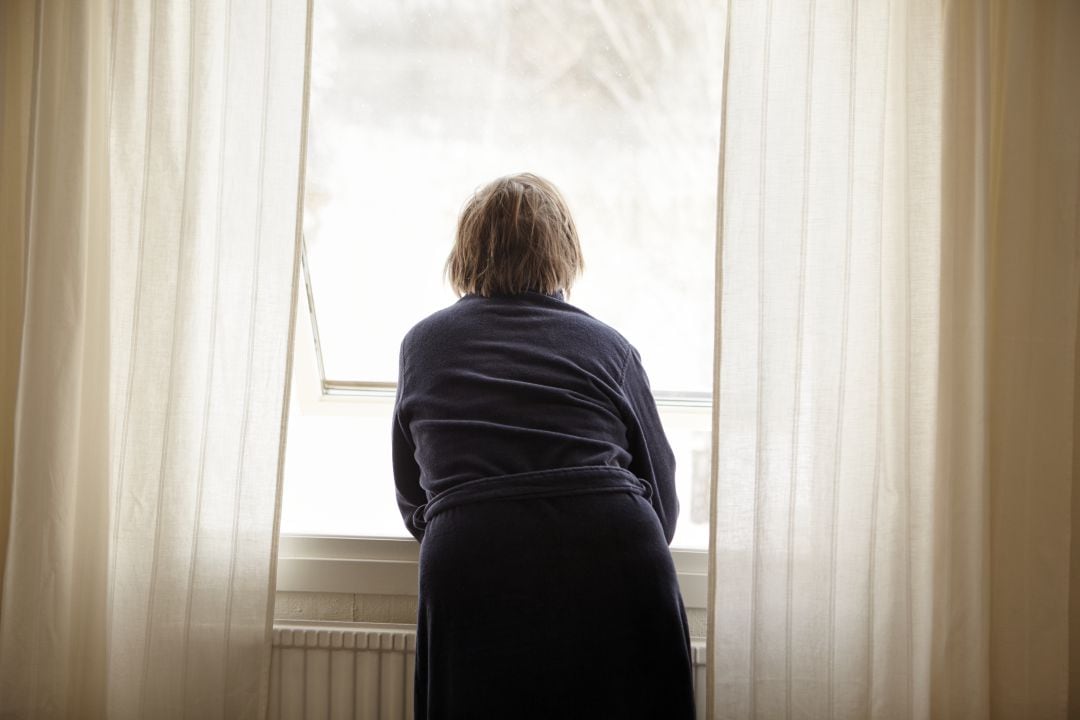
xmin=411 ymin=465 xmax=653 ymax=533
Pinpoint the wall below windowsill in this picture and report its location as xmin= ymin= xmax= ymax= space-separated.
xmin=274 ymin=591 xmax=707 ymax=639
xmin=275 ymin=591 xmax=416 ymax=624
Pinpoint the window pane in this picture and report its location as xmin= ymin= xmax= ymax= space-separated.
xmin=304 ymin=0 xmax=724 ymax=393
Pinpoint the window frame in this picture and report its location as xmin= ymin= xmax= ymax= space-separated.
xmin=276 ymin=534 xmax=708 ymax=609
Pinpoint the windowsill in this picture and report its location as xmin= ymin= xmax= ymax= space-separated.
xmin=276 ymin=534 xmax=709 ymax=610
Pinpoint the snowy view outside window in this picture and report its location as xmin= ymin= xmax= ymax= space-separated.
xmin=280 ymin=0 xmax=724 ymax=550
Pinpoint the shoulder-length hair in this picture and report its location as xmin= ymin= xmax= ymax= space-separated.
xmin=445 ymin=173 xmax=584 ymax=297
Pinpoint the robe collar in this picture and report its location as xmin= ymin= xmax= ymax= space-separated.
xmin=462 ymin=289 xmax=565 ymax=302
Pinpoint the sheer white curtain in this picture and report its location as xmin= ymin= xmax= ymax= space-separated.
xmin=707 ymin=1 xmax=1080 ymax=718
xmin=0 ymin=1 xmax=310 ymax=718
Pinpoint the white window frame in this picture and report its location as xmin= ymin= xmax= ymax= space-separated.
xmin=276 ymin=535 xmax=708 ymax=610
xmin=280 ymin=217 xmax=711 ymax=611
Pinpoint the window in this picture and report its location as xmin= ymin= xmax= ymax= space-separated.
xmin=280 ymin=1 xmax=724 ymax=558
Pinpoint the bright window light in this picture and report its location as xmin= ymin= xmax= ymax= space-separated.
xmin=281 ymin=0 xmax=724 ymax=550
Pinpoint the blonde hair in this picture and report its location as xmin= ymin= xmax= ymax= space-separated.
xmin=445 ymin=173 xmax=584 ymax=297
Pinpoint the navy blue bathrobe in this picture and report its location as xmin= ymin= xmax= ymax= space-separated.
xmin=393 ymin=290 xmax=695 ymax=719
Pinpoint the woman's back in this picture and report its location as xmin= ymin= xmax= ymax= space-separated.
xmin=394 ymin=289 xmax=679 ymax=545
xmin=398 ymin=290 xmax=638 ymax=490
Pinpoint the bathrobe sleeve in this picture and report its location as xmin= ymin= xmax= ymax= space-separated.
xmin=619 ymin=346 xmax=679 ymax=544
xmin=393 ymin=342 xmax=427 ymax=542
xmin=393 ymin=412 xmax=426 ymax=542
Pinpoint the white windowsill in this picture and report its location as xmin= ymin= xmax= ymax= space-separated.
xmin=276 ymin=534 xmax=708 ymax=610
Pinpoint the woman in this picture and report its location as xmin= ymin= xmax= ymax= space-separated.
xmin=392 ymin=173 xmax=695 ymax=718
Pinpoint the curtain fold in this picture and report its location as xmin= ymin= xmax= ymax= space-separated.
xmin=707 ymin=0 xmax=1080 ymax=718
xmin=0 ymin=0 xmax=36 ymax=613
xmin=932 ymin=0 xmax=990 ymax=713
xmin=0 ymin=0 xmax=310 ymax=718
xmin=0 ymin=1 xmax=112 ymax=716
xmin=987 ymin=1 xmax=1080 ymax=714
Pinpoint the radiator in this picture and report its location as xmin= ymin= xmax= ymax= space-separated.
xmin=269 ymin=621 xmax=708 ymax=719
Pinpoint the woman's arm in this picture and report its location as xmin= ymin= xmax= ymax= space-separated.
xmin=619 ymin=346 xmax=679 ymax=544
xmin=392 ymin=411 xmax=426 ymax=542
xmin=392 ymin=342 xmax=427 ymax=542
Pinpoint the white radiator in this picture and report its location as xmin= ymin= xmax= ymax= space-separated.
xmin=269 ymin=621 xmax=708 ymax=719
